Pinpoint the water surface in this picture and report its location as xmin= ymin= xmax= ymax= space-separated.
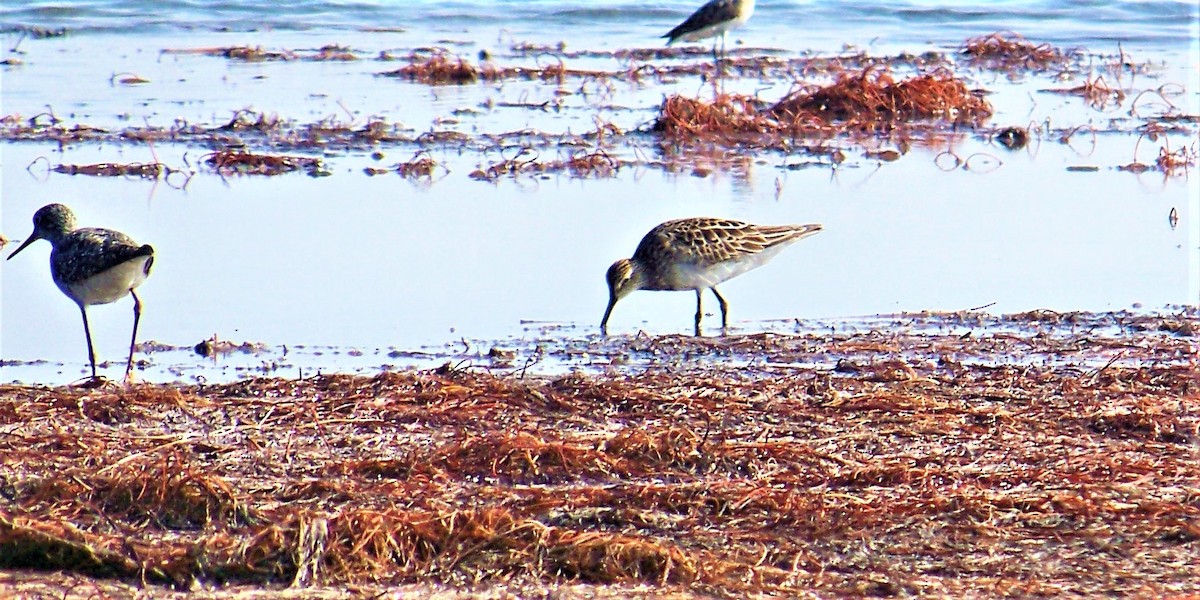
xmin=2 ymin=1 xmax=1197 ymax=383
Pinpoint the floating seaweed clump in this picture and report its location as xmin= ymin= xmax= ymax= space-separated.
xmin=1155 ymin=143 xmax=1197 ymax=175
xmin=203 ymin=149 xmax=326 ymax=176
xmin=364 ymin=151 xmax=448 ymax=179
xmin=50 ymin=161 xmax=168 ymax=178
xmin=654 ymin=94 xmax=770 ymax=139
xmin=162 ymin=44 xmax=362 ymax=62
xmin=312 ymin=44 xmax=358 ymax=61
xmin=383 ymin=51 xmax=481 ymax=84
xmin=1041 ymin=73 xmax=1125 ymax=110
xmin=379 ymin=50 xmax=607 ymax=85
xmin=162 ymin=45 xmax=297 ymax=61
xmin=656 ymin=67 xmax=992 ymax=144
xmin=469 ymin=148 xmax=625 ymax=181
xmin=0 ymin=113 xmax=108 ymax=144
xmin=769 ymin=68 xmax=993 ymax=127
xmin=215 ymin=109 xmax=287 ymax=133
xmin=960 ymin=31 xmax=1076 ymax=71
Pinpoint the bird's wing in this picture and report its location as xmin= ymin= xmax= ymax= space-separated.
xmin=634 ymin=219 xmax=821 ymax=266
xmin=52 ymin=228 xmax=153 ymax=285
xmin=663 ymin=0 xmax=741 ymax=42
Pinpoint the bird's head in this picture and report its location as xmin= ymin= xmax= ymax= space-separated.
xmin=600 ymin=258 xmax=645 ymax=334
xmin=8 ymin=203 xmax=76 ymax=260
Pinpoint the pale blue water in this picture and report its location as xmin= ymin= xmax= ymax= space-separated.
xmin=2 ymin=1 xmax=1197 ymax=49
xmin=1 ymin=1 xmax=1198 ymax=383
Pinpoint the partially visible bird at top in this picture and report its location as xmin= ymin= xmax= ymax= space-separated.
xmin=662 ymin=0 xmax=756 ymax=63
xmin=7 ymin=203 xmax=155 ymax=386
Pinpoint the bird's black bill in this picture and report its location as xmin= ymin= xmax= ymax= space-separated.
xmin=6 ymin=233 xmax=40 ymax=260
xmin=600 ymin=296 xmax=618 ymax=335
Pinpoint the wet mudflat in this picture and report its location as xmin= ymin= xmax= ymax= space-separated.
xmin=1 ymin=2 xmax=1198 ymax=596
xmin=1 ymin=310 xmax=1197 ymax=598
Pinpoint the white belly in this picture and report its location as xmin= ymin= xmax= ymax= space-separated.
xmin=660 ymin=243 xmax=788 ymax=290
xmin=60 ymin=255 xmax=151 ymax=306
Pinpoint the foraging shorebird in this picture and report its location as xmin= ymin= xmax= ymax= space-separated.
xmin=601 ymin=217 xmax=822 ymax=336
xmin=8 ymin=204 xmax=155 ymax=384
xmin=663 ymin=0 xmax=755 ymax=62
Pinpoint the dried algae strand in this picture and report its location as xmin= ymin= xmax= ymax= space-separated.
xmin=0 ymin=312 xmax=1196 ymax=596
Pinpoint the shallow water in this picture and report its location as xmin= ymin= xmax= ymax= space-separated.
xmin=1 ymin=1 xmax=1198 ymax=383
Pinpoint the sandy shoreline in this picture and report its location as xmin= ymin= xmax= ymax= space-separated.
xmin=2 ymin=310 xmax=1196 ymax=598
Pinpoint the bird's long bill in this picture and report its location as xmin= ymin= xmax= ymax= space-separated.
xmin=600 ymin=294 xmax=618 ymax=334
xmin=6 ymin=232 xmax=40 ymax=260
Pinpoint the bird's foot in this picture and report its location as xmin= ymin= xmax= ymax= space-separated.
xmin=73 ymin=375 xmax=114 ymax=389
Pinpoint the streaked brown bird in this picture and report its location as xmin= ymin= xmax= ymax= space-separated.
xmin=601 ymin=217 xmax=822 ymax=335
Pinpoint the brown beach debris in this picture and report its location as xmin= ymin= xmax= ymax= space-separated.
xmin=960 ymin=31 xmax=1075 ymax=71
xmin=162 ymin=44 xmax=363 ymax=62
xmin=384 ymin=51 xmax=481 ymax=84
xmin=49 ymin=161 xmax=166 ymax=178
xmin=3 ymin=109 xmax=414 ymax=153
xmin=468 ymin=148 xmax=626 ymax=181
xmin=655 ymin=93 xmax=769 ymax=139
xmin=161 ymin=45 xmax=296 ymax=62
xmin=394 ymin=151 xmax=444 ymax=178
xmin=364 ymin=150 xmax=448 ymax=179
xmin=1124 ymin=124 xmax=1199 ymax=176
xmin=312 ymin=44 xmax=358 ymax=61
xmin=469 ymin=147 xmax=543 ymax=181
xmin=109 ymin=72 xmax=149 ymax=85
xmin=202 ymin=149 xmax=325 ymax=176
xmin=0 ymin=309 xmax=1197 ymax=596
xmin=9 ymin=25 xmax=68 ymax=39
xmin=1156 ymin=144 xmax=1197 ymax=174
xmin=864 ymin=149 xmax=902 ymax=161
xmin=563 ymin=149 xmax=621 ymax=178
xmin=378 ymin=50 xmax=608 ymax=85
xmin=0 ymin=511 xmax=166 ymax=583
xmin=193 ymin=335 xmax=271 ymax=359
xmin=26 ymin=154 xmax=193 ymax=188
xmin=655 ymin=67 xmax=991 ymax=145
xmin=769 ymin=67 xmax=993 ymax=127
xmin=1042 ymin=74 xmax=1126 ymax=110
xmin=215 ymin=109 xmax=286 ymax=133
xmin=1 ymin=113 xmax=108 ymax=145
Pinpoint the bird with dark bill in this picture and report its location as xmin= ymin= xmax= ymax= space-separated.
xmin=601 ymin=217 xmax=822 ymax=336
xmin=8 ymin=203 xmax=155 ymax=385
xmin=663 ymin=0 xmax=755 ymax=61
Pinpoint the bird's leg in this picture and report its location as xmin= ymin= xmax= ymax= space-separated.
xmin=79 ymin=305 xmax=98 ymax=381
xmin=694 ymin=289 xmax=705 ymax=336
xmin=126 ymin=289 xmax=143 ymax=381
xmin=712 ymin=287 xmax=730 ymax=330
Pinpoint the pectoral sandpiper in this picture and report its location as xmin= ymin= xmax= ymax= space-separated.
xmin=601 ymin=217 xmax=822 ymax=336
